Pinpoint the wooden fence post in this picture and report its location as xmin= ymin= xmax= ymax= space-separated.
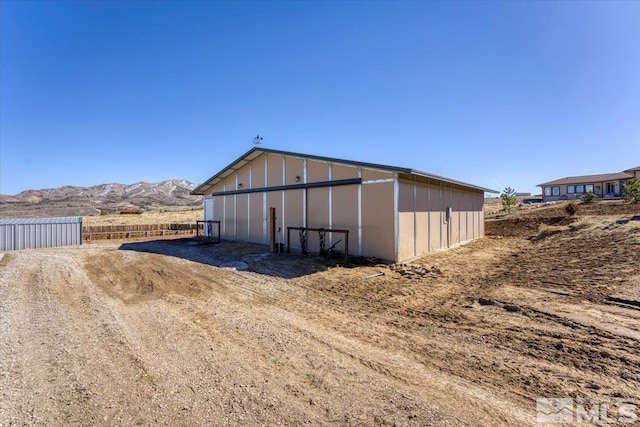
xmin=269 ymin=207 xmax=276 ymax=253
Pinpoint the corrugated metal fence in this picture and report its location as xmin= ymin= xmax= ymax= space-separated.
xmin=0 ymin=217 xmax=83 ymax=251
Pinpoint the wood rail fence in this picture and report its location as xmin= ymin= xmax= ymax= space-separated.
xmin=83 ymin=223 xmax=200 ymax=241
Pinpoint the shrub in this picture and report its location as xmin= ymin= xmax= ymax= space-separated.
xmin=565 ymin=202 xmax=578 ymax=216
xmin=623 ymin=176 xmax=640 ymax=204
xmin=582 ymin=191 xmax=596 ymax=203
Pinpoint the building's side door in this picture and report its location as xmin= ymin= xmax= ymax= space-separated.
xmin=605 ymin=182 xmax=616 ymax=197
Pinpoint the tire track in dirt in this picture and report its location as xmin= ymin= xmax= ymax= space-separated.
xmin=0 ymin=250 xmax=169 ymax=426
xmin=1 ymin=252 xmax=99 ymax=425
xmin=153 ymin=252 xmax=537 ymax=425
xmin=79 ymin=248 xmax=532 ymax=425
xmin=80 ymin=248 xmax=438 ymax=425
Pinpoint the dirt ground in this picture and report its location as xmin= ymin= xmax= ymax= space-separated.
xmin=1 ymin=202 xmax=639 ymax=426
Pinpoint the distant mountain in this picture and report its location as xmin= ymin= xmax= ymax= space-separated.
xmin=0 ymin=180 xmax=203 ymax=218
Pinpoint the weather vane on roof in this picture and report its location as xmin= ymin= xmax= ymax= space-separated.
xmin=253 ymin=134 xmax=263 ymax=146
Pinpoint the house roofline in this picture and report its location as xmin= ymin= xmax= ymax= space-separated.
xmin=537 ymin=172 xmax=633 ymax=187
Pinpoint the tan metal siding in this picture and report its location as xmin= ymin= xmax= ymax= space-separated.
xmin=466 ymin=197 xmax=473 ymax=241
xmin=396 ymin=179 xmax=484 ymax=261
xmin=456 ymin=189 xmax=463 ymax=245
xmin=224 ymin=175 xmax=235 ymax=192
xmin=249 ymin=193 xmax=264 ymax=242
xmin=362 ymin=169 xmax=393 ymax=181
xmin=307 ymin=160 xmax=329 ymax=182
xmin=480 ymin=193 xmax=486 ymax=237
xmin=251 ymin=159 xmax=265 ymax=188
xmin=237 ymin=167 xmax=250 ymax=190
xmin=475 ymin=194 xmax=482 ymax=239
xmin=284 ymin=190 xmax=304 ymax=247
xmin=447 ymin=190 xmax=454 ymax=247
xmin=480 ymin=193 xmax=485 ymax=237
xmin=306 ymin=187 xmax=330 ymax=251
xmin=223 ymin=195 xmax=234 ymax=239
xmin=213 ymin=197 xmax=224 ymax=223
xmin=331 ymin=185 xmax=358 ymax=257
xmin=210 ymin=179 xmax=225 ymax=230
xmin=236 ymin=194 xmax=249 ymax=241
xmin=429 ymin=185 xmax=442 ymax=251
xmin=398 ymin=180 xmax=415 ymax=262
xmin=265 ymin=191 xmax=282 ymax=244
xmin=285 ymin=157 xmax=304 ymax=185
xmin=415 ymin=184 xmax=430 ymax=256
xmin=362 ymin=182 xmax=395 ymax=261
xmin=267 ymin=154 xmax=283 ymax=186
xmin=212 ymin=182 xmax=225 ymax=193
xmin=332 ymin=164 xmax=359 ymax=180
xmin=475 ymin=193 xmax=481 ymax=238
xmin=459 ymin=190 xmax=468 ymax=243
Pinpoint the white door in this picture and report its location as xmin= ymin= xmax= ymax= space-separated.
xmin=203 ymin=197 xmax=215 ymax=237
xmin=204 ymin=198 xmax=214 ymax=220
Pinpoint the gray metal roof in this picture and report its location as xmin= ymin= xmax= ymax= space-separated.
xmin=191 ymin=147 xmax=498 ymax=195
xmin=0 ymin=217 xmax=83 ymax=225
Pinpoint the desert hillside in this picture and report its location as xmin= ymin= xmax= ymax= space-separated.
xmin=0 ymin=180 xmax=202 ymax=218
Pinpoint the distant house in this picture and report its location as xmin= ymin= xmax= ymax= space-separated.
xmin=625 ymin=166 xmax=640 ymax=179
xmin=538 ymin=168 xmax=637 ymax=202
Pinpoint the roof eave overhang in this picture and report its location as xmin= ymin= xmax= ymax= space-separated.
xmin=190 ymin=148 xmax=264 ymax=195
xmin=400 ymin=171 xmax=498 ymax=194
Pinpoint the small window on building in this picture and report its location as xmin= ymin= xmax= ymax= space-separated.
xmin=552 ymin=187 xmax=560 ymax=196
xmin=567 ymin=186 xmax=575 ymax=194
xmin=576 ymin=185 xmax=585 ymax=193
xmin=585 ymin=184 xmax=594 ymax=193
xmin=544 ymin=187 xmax=551 ymax=196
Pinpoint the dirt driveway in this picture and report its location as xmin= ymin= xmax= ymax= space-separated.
xmin=1 ymin=206 xmax=639 ymax=426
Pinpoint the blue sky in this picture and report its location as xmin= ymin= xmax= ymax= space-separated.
xmin=1 ymin=0 xmax=639 ymax=196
